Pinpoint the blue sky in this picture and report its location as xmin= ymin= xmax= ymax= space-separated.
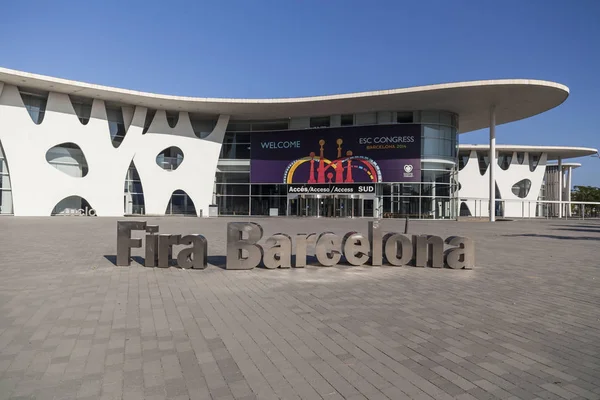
xmin=1 ymin=0 xmax=599 ymax=186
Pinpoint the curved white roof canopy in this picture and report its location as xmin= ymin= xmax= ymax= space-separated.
xmin=0 ymin=67 xmax=569 ymax=133
xmin=459 ymin=144 xmax=598 ymax=161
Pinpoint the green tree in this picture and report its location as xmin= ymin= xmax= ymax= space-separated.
xmin=571 ymin=186 xmax=600 ymax=216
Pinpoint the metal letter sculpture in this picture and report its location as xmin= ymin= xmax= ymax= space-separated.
xmin=444 ymin=236 xmax=475 ymax=269
xmin=263 ymin=233 xmax=292 ymax=269
xmin=368 ymin=221 xmax=382 ymax=266
xmin=315 ymin=232 xmax=342 ymax=266
xmin=115 ymin=221 xmax=475 ymax=270
xmin=383 ymin=233 xmax=413 ymax=266
xmin=342 ymin=232 xmax=370 ymax=266
xmin=413 ymin=235 xmax=444 ymax=268
xmin=177 ymin=234 xmax=208 ymax=269
xmin=116 ymin=221 xmax=146 ymax=266
xmin=226 ymin=222 xmax=263 ymax=269
xmin=157 ymin=234 xmax=181 ymax=268
xmin=144 ymin=225 xmax=159 ymax=267
xmin=294 ymin=233 xmax=316 ymax=267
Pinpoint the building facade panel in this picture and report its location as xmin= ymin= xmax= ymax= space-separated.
xmin=0 ymin=83 xmax=228 ymax=217
xmin=457 ymin=145 xmax=597 ymax=218
xmin=458 ymin=149 xmax=548 ymax=217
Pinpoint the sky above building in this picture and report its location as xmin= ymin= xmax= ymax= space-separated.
xmin=1 ymin=0 xmax=598 ymax=186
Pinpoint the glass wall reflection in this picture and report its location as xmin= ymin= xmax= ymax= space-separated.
xmin=214 ymin=110 xmax=459 ymax=218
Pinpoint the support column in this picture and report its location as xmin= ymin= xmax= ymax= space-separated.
xmin=567 ymin=166 xmax=572 ymax=217
xmin=489 ymin=106 xmax=496 ymax=222
xmin=558 ymin=157 xmax=563 ymax=218
xmin=212 ymin=178 xmax=217 ymax=205
xmin=431 ymin=180 xmax=436 ymax=219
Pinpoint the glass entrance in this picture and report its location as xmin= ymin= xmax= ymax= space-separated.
xmin=289 ymin=195 xmax=369 ymax=217
xmin=335 ymin=196 xmax=362 ymax=217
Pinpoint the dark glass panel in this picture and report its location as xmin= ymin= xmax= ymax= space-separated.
xmin=216 ymin=184 xmax=249 ymax=195
xmin=217 ymin=196 xmax=249 ymax=215
xmin=251 ymin=184 xmax=286 ymax=196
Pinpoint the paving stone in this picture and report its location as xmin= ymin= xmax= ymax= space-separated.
xmin=0 ymin=217 xmax=599 ymax=399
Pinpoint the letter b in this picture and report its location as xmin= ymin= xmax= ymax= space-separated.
xmin=226 ymin=222 xmax=263 ymax=270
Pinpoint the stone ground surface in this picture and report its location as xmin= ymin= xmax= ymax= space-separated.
xmin=0 ymin=217 xmax=599 ymax=400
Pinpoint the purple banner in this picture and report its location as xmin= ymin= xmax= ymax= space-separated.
xmin=250 ymin=124 xmax=421 ymax=184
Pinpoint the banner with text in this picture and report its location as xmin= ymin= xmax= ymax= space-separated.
xmin=287 ymin=183 xmax=376 ymax=194
xmin=250 ymin=124 xmax=421 ymax=184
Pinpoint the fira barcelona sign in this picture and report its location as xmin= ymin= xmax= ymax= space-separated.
xmin=116 ymin=221 xmax=474 ymax=270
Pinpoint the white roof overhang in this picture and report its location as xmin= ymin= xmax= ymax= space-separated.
xmin=0 ymin=67 xmax=569 ymax=133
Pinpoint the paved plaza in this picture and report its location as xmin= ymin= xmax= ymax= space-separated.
xmin=0 ymin=217 xmax=599 ymax=400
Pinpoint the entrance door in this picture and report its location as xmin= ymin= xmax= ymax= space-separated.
xmin=321 ymin=197 xmax=335 ymax=217
xmin=304 ymin=196 xmax=319 ymax=216
xmin=289 ymin=195 xmax=371 ymax=217
xmin=336 ymin=196 xmax=362 ymax=217
xmin=352 ymin=197 xmax=362 ymax=218
xmin=293 ymin=196 xmax=321 ymax=217
xmin=363 ymin=199 xmax=374 ymax=217
xmin=336 ymin=196 xmax=348 ymax=217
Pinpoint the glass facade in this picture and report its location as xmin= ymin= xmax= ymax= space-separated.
xmin=166 ymin=190 xmax=197 ymax=215
xmin=124 ymin=162 xmax=145 ymax=215
xmin=143 ymin=109 xmax=157 ymax=134
xmin=0 ymin=141 xmax=13 ymax=214
xmin=156 ymin=147 xmax=184 ymax=171
xmin=529 ymin=153 xmax=541 ymax=172
xmin=220 ymin=132 xmax=251 ymax=160
xmin=498 ymin=152 xmax=513 ymax=170
xmin=215 ymin=110 xmax=459 ymax=219
xmin=45 ymin=143 xmax=89 ymax=177
xmin=69 ymin=95 xmax=93 ymax=125
xmin=52 ymin=196 xmax=92 ymax=215
xmin=106 ymin=104 xmax=127 ymax=147
xmin=512 ymin=179 xmax=532 ymax=198
xmin=18 ymin=88 xmax=48 ymax=125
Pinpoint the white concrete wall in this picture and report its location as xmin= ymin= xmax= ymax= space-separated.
xmin=133 ymin=110 xmax=229 ymax=216
xmin=0 ymin=83 xmax=228 ymax=216
xmin=458 ymin=150 xmax=547 ymax=218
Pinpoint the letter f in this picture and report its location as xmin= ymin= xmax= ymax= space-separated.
xmin=116 ymin=221 xmax=146 ymax=266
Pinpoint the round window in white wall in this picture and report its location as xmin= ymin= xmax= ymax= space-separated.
xmin=45 ymin=143 xmax=88 ymax=177
xmin=511 ymin=179 xmax=532 ymax=198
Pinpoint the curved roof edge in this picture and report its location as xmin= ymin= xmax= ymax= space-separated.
xmin=0 ymin=67 xmax=570 ymax=133
xmin=459 ymin=144 xmax=598 ymax=161
xmin=0 ymin=67 xmax=568 ymax=103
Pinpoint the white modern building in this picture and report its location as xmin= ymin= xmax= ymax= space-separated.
xmin=0 ymin=67 xmax=594 ymax=219
xmin=457 ymin=145 xmax=596 ymax=218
